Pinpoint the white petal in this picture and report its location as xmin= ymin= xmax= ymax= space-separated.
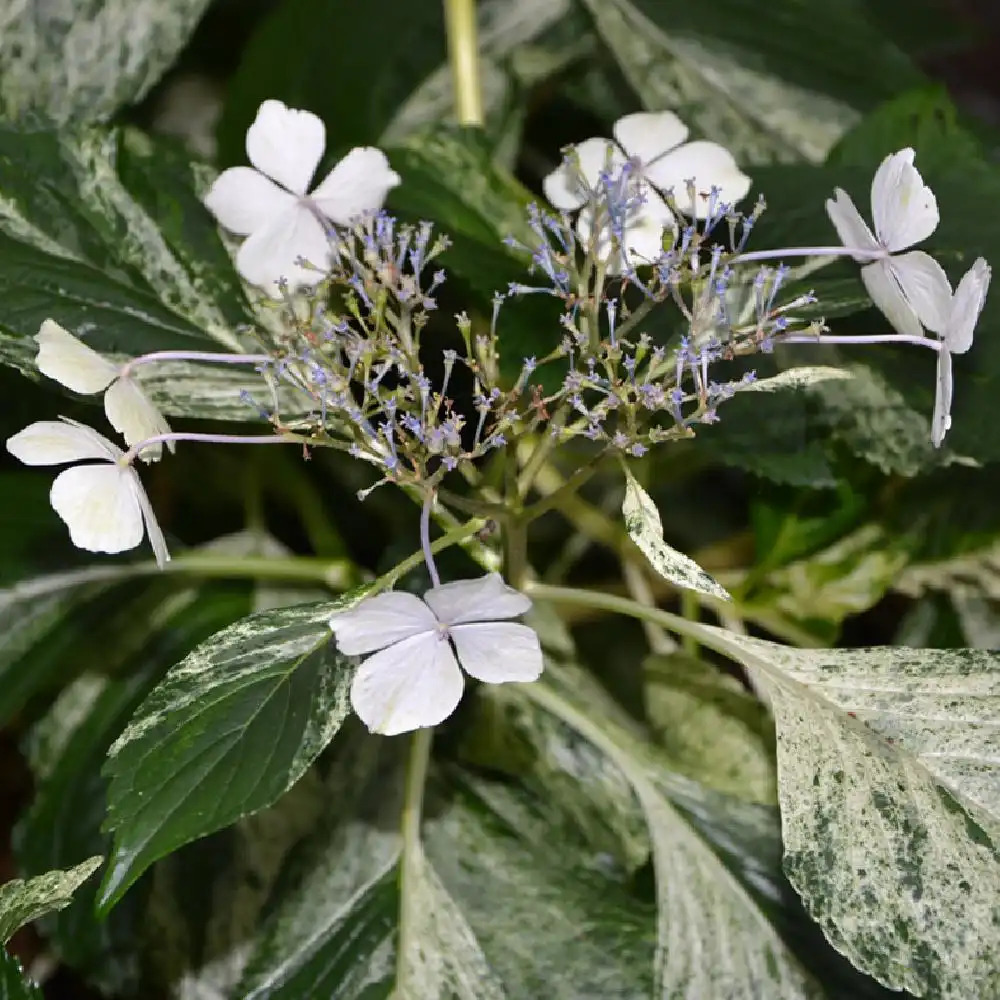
xmin=542 ymin=138 xmax=623 ymax=211
xmin=49 ymin=464 xmax=144 ymax=555
xmin=946 ymin=257 xmax=991 ymax=355
xmin=34 ymin=319 xmax=117 ymax=393
xmin=310 ymin=147 xmax=401 ymax=224
xmin=104 ymin=378 xmax=173 ymax=461
xmin=931 ymin=347 xmax=953 ymax=449
xmin=234 ymin=204 xmax=331 ymax=291
xmin=451 ymin=622 xmax=543 ymax=683
xmin=825 ymin=188 xmax=880 ymax=259
xmin=889 ymin=251 xmax=952 ymax=335
xmin=350 ymin=632 xmax=464 ymax=735
xmin=613 ymin=111 xmax=688 ymax=166
xmin=423 ymin=573 xmax=530 ymax=626
xmin=245 ymin=100 xmax=325 ymax=196
xmin=6 ymin=419 xmax=120 ymax=466
xmin=203 ymin=167 xmax=295 ymax=236
xmin=330 ymin=591 xmax=437 ymax=655
xmin=870 ymin=147 xmax=938 ymax=252
xmin=860 ymin=259 xmax=924 ymax=340
xmin=135 ymin=478 xmax=170 ymax=567
xmin=643 ymin=142 xmax=751 ymax=217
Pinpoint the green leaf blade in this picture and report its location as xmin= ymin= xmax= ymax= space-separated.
xmin=99 ymin=600 xmax=355 ymax=912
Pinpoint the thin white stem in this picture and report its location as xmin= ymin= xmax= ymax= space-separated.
xmin=733 ymin=246 xmax=885 ymax=265
xmin=121 ymin=350 xmax=270 ymax=375
xmin=420 ymin=490 xmax=441 ymax=587
xmin=122 ymin=430 xmax=303 ymax=465
xmin=777 ymin=332 xmax=942 ymax=352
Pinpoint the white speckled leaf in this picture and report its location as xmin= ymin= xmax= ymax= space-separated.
xmin=516 ymin=674 xmax=823 ymax=999
xmin=0 ymin=0 xmax=212 ymax=122
xmin=688 ymin=624 xmax=1000 ymax=998
xmin=100 ymin=596 xmax=362 ymax=912
xmin=743 ymin=367 xmax=853 ymax=393
xmin=0 ymin=121 xmax=283 ymax=422
xmin=0 ymin=857 xmax=102 ymax=942
xmin=579 ymin=0 xmax=857 ymax=163
xmin=644 ymin=653 xmax=777 ymax=804
xmin=622 ymin=468 xmax=731 ymax=600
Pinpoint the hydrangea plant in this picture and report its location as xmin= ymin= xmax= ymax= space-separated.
xmin=0 ymin=0 xmax=996 ymax=998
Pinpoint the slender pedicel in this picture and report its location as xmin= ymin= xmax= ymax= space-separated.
xmin=775 ymin=332 xmax=942 ymax=352
xmin=420 ymin=489 xmax=441 ymax=588
xmin=732 ymin=246 xmax=885 ymax=265
xmin=121 ymin=350 xmax=271 ymax=374
xmin=122 ymin=431 xmax=302 ymax=465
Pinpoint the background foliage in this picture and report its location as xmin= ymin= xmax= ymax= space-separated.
xmin=0 ymin=0 xmax=998 ymax=996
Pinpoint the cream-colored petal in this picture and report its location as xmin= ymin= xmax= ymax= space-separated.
xmin=613 ymin=110 xmax=688 ymax=166
xmin=49 ymin=464 xmax=144 ymax=555
xmin=330 ymin=591 xmax=437 ymax=655
xmin=245 ymin=99 xmax=325 ymax=196
xmin=135 ymin=477 xmax=170 ymax=568
xmin=234 ymin=204 xmax=331 ymax=291
xmin=945 ymin=257 xmax=991 ymax=355
xmin=35 ymin=319 xmax=117 ymax=393
xmin=543 ymin=137 xmax=624 ymax=211
xmin=350 ymin=632 xmax=464 ymax=735
xmin=825 ymin=188 xmax=880 ymax=260
xmin=451 ymin=622 xmax=543 ymax=683
xmin=203 ymin=167 xmax=295 ymax=236
xmin=309 ymin=147 xmax=400 ymax=224
xmin=104 ymin=378 xmax=173 ymax=461
xmin=423 ymin=573 xmax=530 ymax=625
xmin=860 ymin=259 xmax=924 ymax=340
xmin=931 ymin=348 xmax=953 ymax=449
xmin=644 ymin=141 xmax=751 ymax=218
xmin=889 ymin=251 xmax=952 ymax=336
xmin=870 ymin=147 xmax=938 ymax=252
xmin=6 ymin=419 xmax=120 ymax=466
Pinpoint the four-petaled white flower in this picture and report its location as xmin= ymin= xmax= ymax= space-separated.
xmin=826 ymin=148 xmax=952 ymax=340
xmin=931 ymin=257 xmax=990 ymax=448
xmin=330 ymin=574 xmax=543 ymax=735
xmin=6 ymin=419 xmax=169 ymax=566
xmin=34 ymin=320 xmax=172 ymax=462
xmin=204 ymin=99 xmax=401 ymax=291
xmin=543 ymin=111 xmax=751 ymax=270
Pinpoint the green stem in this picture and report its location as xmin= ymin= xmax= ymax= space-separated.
xmin=396 ymin=725 xmax=434 ymax=992
xmin=443 ymin=0 xmax=483 ymax=125
xmin=522 ymin=459 xmax=601 ymax=525
xmin=526 ymin=582 xmax=740 ymax=662
xmin=680 ymin=589 xmax=700 ymax=657
xmin=504 ymin=520 xmax=528 ymax=590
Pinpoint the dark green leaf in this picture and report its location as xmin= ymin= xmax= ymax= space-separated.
xmin=14 ymin=586 xmax=251 ymax=994
xmin=217 ymin=0 xmax=446 ymax=164
xmin=0 ymin=950 xmax=41 ymax=1000
xmin=99 ymin=598 xmax=356 ymax=911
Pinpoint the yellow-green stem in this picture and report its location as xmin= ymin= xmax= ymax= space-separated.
xmin=443 ymin=0 xmax=483 ymax=125
xmin=396 ymin=725 xmax=434 ymax=991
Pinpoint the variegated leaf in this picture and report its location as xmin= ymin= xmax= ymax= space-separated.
xmin=0 ymin=0 xmax=212 ymax=122
xmin=622 ymin=467 xmax=731 ymax=600
xmin=691 ymin=626 xmax=1000 ymax=998
xmin=0 ymin=858 xmax=102 ymax=942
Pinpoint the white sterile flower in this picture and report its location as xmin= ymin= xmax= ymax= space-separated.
xmin=931 ymin=257 xmax=990 ymax=448
xmin=34 ymin=320 xmax=172 ymax=462
xmin=329 ymin=574 xmax=544 ymax=736
xmin=6 ymin=419 xmax=169 ymax=567
xmin=204 ymin=99 xmax=401 ymax=291
xmin=543 ymin=111 xmax=750 ymax=270
xmin=826 ymin=148 xmax=952 ymax=340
